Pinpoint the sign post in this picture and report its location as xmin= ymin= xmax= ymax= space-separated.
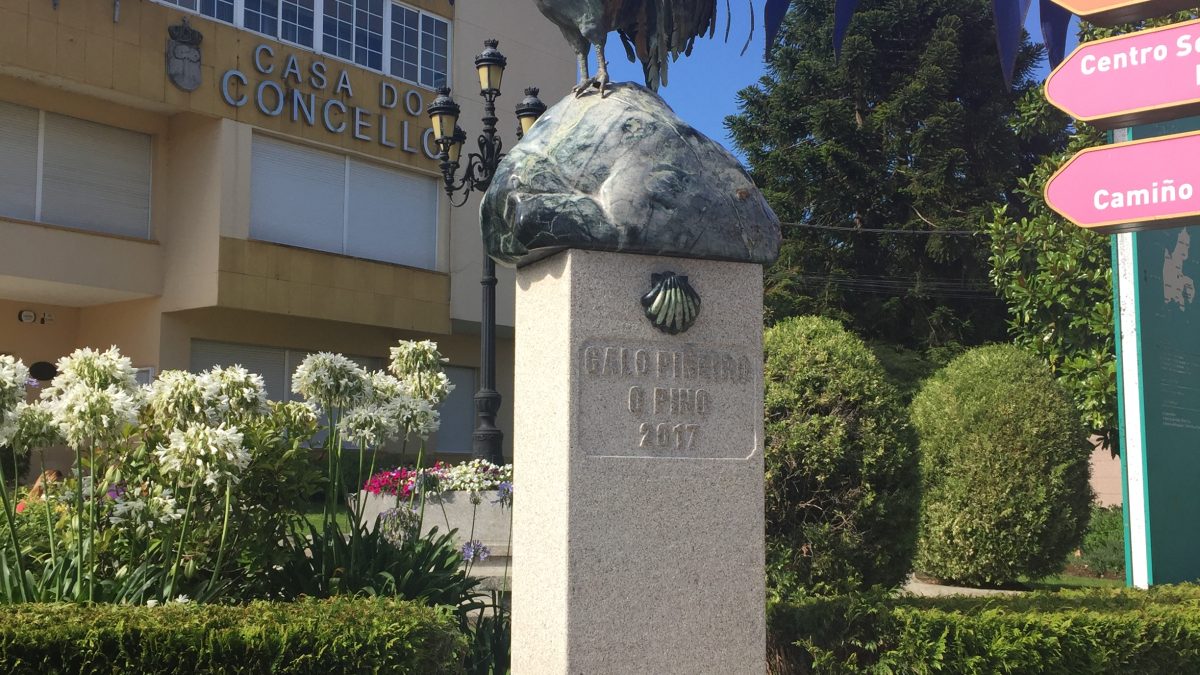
xmin=1046 ymin=8 xmax=1200 ymax=588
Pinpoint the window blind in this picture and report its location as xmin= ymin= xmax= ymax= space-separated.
xmin=190 ymin=340 xmax=289 ymax=401
xmin=0 ymin=102 xmax=38 ymax=222
xmin=433 ymin=365 xmax=476 ymax=454
xmin=251 ymin=134 xmax=438 ymax=271
xmin=346 ymin=160 xmax=437 ymax=269
xmin=41 ymin=113 xmax=151 ymax=238
xmin=250 ymin=135 xmax=346 ymax=254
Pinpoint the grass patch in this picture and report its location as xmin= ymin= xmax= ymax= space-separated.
xmin=300 ymin=502 xmax=353 ymax=532
xmin=1026 ymin=573 xmax=1124 ymax=591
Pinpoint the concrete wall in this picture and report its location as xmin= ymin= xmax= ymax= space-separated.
xmin=1091 ymin=444 xmax=1123 ymax=507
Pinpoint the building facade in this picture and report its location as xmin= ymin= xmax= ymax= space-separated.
xmin=0 ymin=0 xmax=572 ymax=466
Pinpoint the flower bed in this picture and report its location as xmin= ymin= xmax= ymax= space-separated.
xmin=361 ymin=460 xmax=513 ymax=577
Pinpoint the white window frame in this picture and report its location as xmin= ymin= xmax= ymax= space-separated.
xmin=151 ymin=0 xmax=451 ymax=90
xmin=388 ymin=1 xmax=451 ymax=90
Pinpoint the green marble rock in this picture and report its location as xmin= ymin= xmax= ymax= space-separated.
xmin=480 ymin=83 xmax=781 ymax=267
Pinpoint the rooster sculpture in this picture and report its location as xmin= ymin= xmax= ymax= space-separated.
xmin=450 ymin=0 xmax=1075 ymax=92
xmin=534 ymin=0 xmax=718 ymax=95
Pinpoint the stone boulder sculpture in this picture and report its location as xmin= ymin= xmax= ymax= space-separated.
xmin=480 ymin=84 xmax=781 ymax=267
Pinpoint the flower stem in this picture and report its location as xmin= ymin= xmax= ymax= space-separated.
xmin=37 ymin=451 xmax=55 ymax=561
xmin=206 ymin=479 xmax=233 ymax=597
xmin=73 ymin=443 xmax=83 ymax=599
xmin=0 ymin=462 xmax=29 ymax=601
xmin=168 ymin=479 xmax=199 ymax=597
xmin=87 ymin=442 xmax=96 ymax=603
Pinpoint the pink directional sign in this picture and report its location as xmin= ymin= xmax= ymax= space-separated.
xmin=1051 ymin=0 xmax=1197 ymax=26
xmin=1046 ymin=19 xmax=1200 ymax=128
xmin=1045 ymin=131 xmax=1200 ymax=233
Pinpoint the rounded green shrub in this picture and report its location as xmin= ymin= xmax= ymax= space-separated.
xmin=911 ymin=344 xmax=1093 ymax=586
xmin=1079 ymin=505 xmax=1126 ymax=578
xmin=764 ymin=316 xmax=920 ymax=596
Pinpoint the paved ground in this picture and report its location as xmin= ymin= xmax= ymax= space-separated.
xmin=903 ymin=576 xmax=1022 ymax=597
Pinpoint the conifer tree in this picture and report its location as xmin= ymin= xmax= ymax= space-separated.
xmin=728 ymin=0 xmax=1067 ymax=347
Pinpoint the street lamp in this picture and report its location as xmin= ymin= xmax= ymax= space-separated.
xmin=427 ymin=39 xmax=547 ymax=464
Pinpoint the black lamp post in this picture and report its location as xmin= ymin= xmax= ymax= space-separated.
xmin=427 ymin=40 xmax=546 ymax=464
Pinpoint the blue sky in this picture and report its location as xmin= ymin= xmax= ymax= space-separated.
xmin=603 ymin=7 xmax=1079 ymax=157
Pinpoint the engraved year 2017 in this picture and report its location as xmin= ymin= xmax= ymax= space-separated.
xmin=638 ymin=422 xmax=699 ymax=451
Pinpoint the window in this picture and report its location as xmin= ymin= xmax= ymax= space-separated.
xmin=321 ymin=0 xmax=355 ymax=60
xmin=353 ymin=0 xmax=385 ymax=71
xmin=250 ymin=135 xmax=438 ymax=269
xmin=322 ymin=0 xmax=384 ymax=70
xmin=162 ymin=0 xmax=234 ymax=23
xmin=281 ymin=0 xmax=316 ymax=47
xmin=391 ymin=4 xmax=448 ymax=88
xmin=0 ymin=102 xmax=38 ymax=222
xmin=152 ymin=0 xmax=449 ymax=88
xmin=243 ymin=0 xmax=280 ymax=36
xmin=433 ymin=366 xmax=476 ymax=454
xmin=0 ymin=102 xmax=152 ymax=239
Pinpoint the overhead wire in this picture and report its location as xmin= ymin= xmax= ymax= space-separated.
xmin=780 ymin=221 xmax=980 ymax=236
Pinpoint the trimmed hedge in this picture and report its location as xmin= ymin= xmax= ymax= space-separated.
xmin=0 ymin=597 xmax=467 ymax=674
xmin=770 ymin=585 xmax=1200 ymax=674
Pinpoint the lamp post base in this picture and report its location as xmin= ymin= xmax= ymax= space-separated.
xmin=472 ymin=387 xmax=504 ymax=464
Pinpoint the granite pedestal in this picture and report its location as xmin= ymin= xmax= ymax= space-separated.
xmin=512 ymin=248 xmax=766 ymax=674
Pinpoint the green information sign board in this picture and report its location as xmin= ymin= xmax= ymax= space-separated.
xmin=1116 ymin=117 xmax=1200 ymax=587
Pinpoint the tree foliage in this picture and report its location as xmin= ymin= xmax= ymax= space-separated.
xmin=728 ymin=0 xmax=1067 ymax=347
xmin=764 ymin=316 xmax=919 ymax=597
xmin=985 ymin=111 xmax=1113 ymax=448
xmin=986 ymin=13 xmax=1199 ymax=452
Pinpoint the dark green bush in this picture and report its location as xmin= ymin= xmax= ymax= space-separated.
xmin=764 ymin=317 xmax=920 ymax=596
xmin=0 ymin=597 xmax=466 ymax=674
xmin=911 ymin=344 xmax=1093 ymax=586
xmin=769 ymin=585 xmax=1200 ymax=674
xmin=1079 ymin=505 xmax=1126 ymax=578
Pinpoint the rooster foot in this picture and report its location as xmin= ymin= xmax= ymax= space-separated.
xmin=572 ymin=76 xmax=610 ymax=98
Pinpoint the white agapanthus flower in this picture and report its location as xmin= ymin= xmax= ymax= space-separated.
xmin=42 ymin=346 xmax=138 ymax=398
xmin=367 ymin=371 xmax=406 ymax=403
xmin=110 ymin=488 xmax=184 ymax=530
xmin=146 ymin=370 xmax=207 ymax=429
xmin=394 ymin=396 xmax=440 ymax=439
xmin=198 ymin=365 xmax=268 ymax=422
xmin=155 ymin=422 xmax=249 ymax=488
xmin=291 ymin=352 xmax=370 ymax=409
xmin=339 ymin=403 xmax=400 ymax=448
xmin=389 ymin=340 xmax=446 ymax=378
xmin=389 ymin=341 xmax=454 ymax=405
xmin=411 ymin=370 xmax=455 ymax=407
xmin=50 ymin=384 xmax=142 ymax=447
xmin=6 ymin=401 xmax=62 ymax=454
xmin=0 ymin=354 xmax=30 ymax=416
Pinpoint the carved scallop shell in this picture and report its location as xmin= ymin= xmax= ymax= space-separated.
xmin=641 ymin=272 xmax=701 ymax=335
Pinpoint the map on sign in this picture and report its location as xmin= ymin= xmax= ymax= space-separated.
xmin=1164 ymin=230 xmax=1196 ymax=310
